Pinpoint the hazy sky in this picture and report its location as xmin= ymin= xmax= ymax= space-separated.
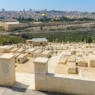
xmin=1 ymin=0 xmax=95 ymax=12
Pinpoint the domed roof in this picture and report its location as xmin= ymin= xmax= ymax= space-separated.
xmin=41 ymin=13 xmax=46 ymax=17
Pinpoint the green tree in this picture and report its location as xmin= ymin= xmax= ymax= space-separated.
xmin=40 ymin=26 xmax=43 ymax=30
xmin=86 ymin=37 xmax=93 ymax=43
xmin=81 ymin=36 xmax=85 ymax=42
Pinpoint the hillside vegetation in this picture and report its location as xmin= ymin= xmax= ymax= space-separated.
xmin=0 ymin=35 xmax=24 ymax=45
xmin=21 ymin=30 xmax=95 ymax=43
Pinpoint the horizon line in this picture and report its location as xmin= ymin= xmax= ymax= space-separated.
xmin=0 ymin=8 xmax=94 ymax=13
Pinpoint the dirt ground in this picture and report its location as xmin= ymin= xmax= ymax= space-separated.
xmin=55 ymin=63 xmax=95 ymax=79
xmin=15 ymin=57 xmax=35 ymax=74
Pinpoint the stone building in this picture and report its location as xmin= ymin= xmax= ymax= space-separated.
xmin=26 ymin=38 xmax=48 ymax=46
xmin=0 ymin=19 xmax=20 ymax=31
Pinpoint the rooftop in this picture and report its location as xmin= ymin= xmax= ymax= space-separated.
xmin=1 ymin=19 xmax=19 ymax=22
xmin=32 ymin=38 xmax=48 ymax=42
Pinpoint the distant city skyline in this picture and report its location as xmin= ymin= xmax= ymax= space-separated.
xmin=0 ymin=0 xmax=95 ymax=12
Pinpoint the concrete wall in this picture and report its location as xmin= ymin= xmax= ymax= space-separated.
xmin=46 ymin=75 xmax=95 ymax=95
xmin=34 ymin=60 xmax=95 ymax=95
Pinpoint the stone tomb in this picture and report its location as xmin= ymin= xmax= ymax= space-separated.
xmin=34 ymin=57 xmax=48 ymax=90
xmin=68 ymin=62 xmax=78 ymax=74
xmin=0 ymin=54 xmax=16 ymax=86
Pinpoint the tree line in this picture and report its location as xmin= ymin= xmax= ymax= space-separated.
xmin=0 ymin=35 xmax=24 ymax=45
xmin=17 ymin=16 xmax=94 ymax=23
xmin=21 ymin=30 xmax=94 ymax=43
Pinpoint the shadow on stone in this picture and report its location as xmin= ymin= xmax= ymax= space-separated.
xmin=42 ymin=91 xmax=73 ymax=95
xmin=33 ymin=90 xmax=74 ymax=95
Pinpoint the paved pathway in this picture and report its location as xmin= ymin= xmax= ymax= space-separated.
xmin=0 ymin=87 xmax=68 ymax=95
xmin=0 ymin=72 xmax=67 ymax=95
xmin=15 ymin=73 xmax=35 ymax=90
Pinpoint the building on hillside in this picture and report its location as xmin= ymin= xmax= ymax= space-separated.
xmin=26 ymin=38 xmax=48 ymax=46
xmin=0 ymin=19 xmax=20 ymax=31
